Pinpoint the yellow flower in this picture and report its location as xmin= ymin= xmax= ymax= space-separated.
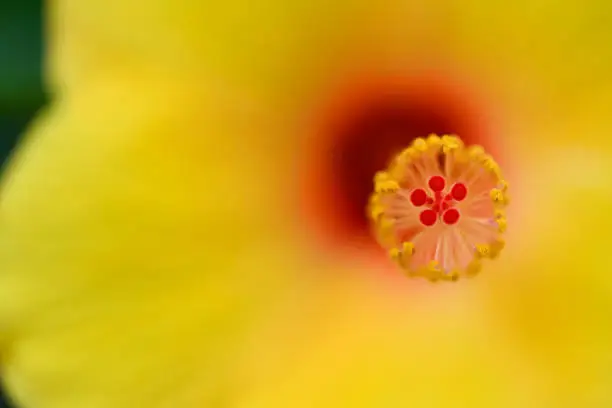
xmin=1 ymin=0 xmax=612 ymax=407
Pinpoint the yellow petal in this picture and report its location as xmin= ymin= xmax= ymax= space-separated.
xmin=3 ymin=0 xmax=612 ymax=407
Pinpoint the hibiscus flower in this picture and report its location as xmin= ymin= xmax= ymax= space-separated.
xmin=1 ymin=0 xmax=611 ymax=407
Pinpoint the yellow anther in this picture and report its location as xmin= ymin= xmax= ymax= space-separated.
xmin=374 ymin=171 xmax=390 ymax=184
xmin=498 ymin=180 xmax=509 ymax=192
xmin=422 ymin=264 xmax=441 ymax=282
xmin=390 ymin=241 xmax=415 ymax=270
xmin=378 ymin=217 xmax=395 ymax=233
xmin=490 ymin=188 xmax=506 ymax=204
xmin=481 ymin=155 xmax=501 ymax=176
xmin=396 ymin=147 xmax=419 ymax=164
xmin=369 ymin=204 xmax=385 ymax=220
xmin=375 ymin=179 xmax=400 ymax=193
xmin=443 ymin=270 xmax=460 ymax=282
xmin=423 ymin=261 xmax=443 ymax=281
xmin=490 ymin=168 xmax=503 ymax=180
xmin=467 ymin=145 xmax=485 ymax=158
xmin=400 ymin=241 xmax=415 ymax=256
xmin=494 ymin=209 xmax=505 ymax=219
xmin=389 ymin=247 xmax=402 ymax=262
xmin=412 ymin=137 xmax=428 ymax=152
xmin=368 ymin=193 xmax=380 ymax=205
xmin=475 ymin=244 xmax=491 ymax=259
xmin=441 ymin=135 xmax=462 ymax=153
xmin=496 ymin=217 xmax=507 ymax=233
xmin=426 ymin=134 xmax=442 ymax=148
xmin=441 ymin=134 xmax=461 ymax=145
xmin=387 ymin=167 xmax=405 ymax=182
xmin=375 ymin=227 xmax=395 ymax=248
xmin=488 ymin=239 xmax=505 ymax=259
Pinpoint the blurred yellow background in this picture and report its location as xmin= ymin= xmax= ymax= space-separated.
xmin=0 ymin=0 xmax=611 ymax=407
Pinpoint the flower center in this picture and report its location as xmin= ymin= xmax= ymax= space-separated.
xmin=368 ymin=134 xmax=508 ymax=282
